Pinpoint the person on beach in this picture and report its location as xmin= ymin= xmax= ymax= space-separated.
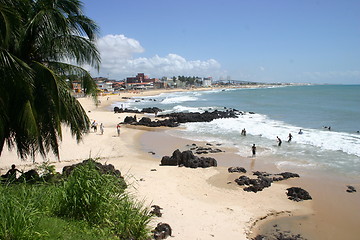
xmin=134 ymin=115 xmax=137 ymax=122
xmin=288 ymin=133 xmax=293 ymax=142
xmin=116 ymin=123 xmax=121 ymax=136
xmin=252 ymin=144 xmax=256 ymax=157
xmin=241 ymin=128 xmax=246 ymax=136
xmin=100 ymin=123 xmax=104 ymax=135
xmin=277 ymin=136 xmax=282 ymax=146
xmin=91 ymin=120 xmax=97 ymax=132
xmin=1 ymin=164 xmax=23 ymax=182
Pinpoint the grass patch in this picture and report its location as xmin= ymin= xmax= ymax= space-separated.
xmin=0 ymin=159 xmax=153 ymax=240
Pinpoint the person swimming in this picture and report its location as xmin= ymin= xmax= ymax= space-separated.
xmin=298 ymin=129 xmax=303 ymax=134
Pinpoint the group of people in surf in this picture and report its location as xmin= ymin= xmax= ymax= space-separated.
xmin=243 ymin=128 xmax=305 ymax=158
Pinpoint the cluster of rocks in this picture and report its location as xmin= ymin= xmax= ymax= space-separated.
xmin=62 ymin=159 xmax=122 ymax=178
xmin=149 ymin=204 xmax=172 ymax=240
xmin=121 ymin=108 xmax=242 ymax=128
xmin=124 ymin=116 xmax=179 ymax=127
xmin=160 ymin=149 xmax=217 ymax=168
xmin=234 ymin=170 xmax=300 ymax=193
xmin=158 ymin=109 xmax=239 ymax=123
xmin=1 ymin=159 xmax=125 ymax=186
xmin=188 ymin=143 xmax=223 ymax=154
xmin=114 ymin=106 xmax=162 ymax=114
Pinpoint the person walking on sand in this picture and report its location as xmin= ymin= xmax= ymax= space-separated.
xmin=116 ymin=123 xmax=121 ymax=136
xmin=277 ymin=136 xmax=282 ymax=146
xmin=288 ymin=133 xmax=293 ymax=142
xmin=100 ymin=123 xmax=104 ymax=135
xmin=252 ymin=144 xmax=256 ymax=157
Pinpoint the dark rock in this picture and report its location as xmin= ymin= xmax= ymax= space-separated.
xmin=228 ymin=167 xmax=247 ymax=173
xmin=123 ymin=116 xmax=136 ymax=123
xmin=286 ymin=187 xmax=312 ymax=201
xmin=62 ymin=159 xmax=122 ymax=178
xmin=209 ymin=148 xmax=223 ymax=153
xmin=18 ymin=169 xmax=40 ymax=183
xmin=235 ymin=176 xmax=251 ymax=185
xmin=235 ymin=175 xmax=273 ymax=192
xmin=346 ymin=185 xmax=357 ymax=193
xmin=160 ymin=149 xmax=217 ymax=168
xmin=243 ymin=176 xmax=273 ymax=193
xmin=152 ymin=222 xmax=172 ymax=240
xmin=141 ymin=107 xmax=162 ymax=114
xmin=150 ymin=205 xmax=163 ymax=217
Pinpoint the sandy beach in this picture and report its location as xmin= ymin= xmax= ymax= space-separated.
xmin=1 ymin=89 xmax=359 ymax=240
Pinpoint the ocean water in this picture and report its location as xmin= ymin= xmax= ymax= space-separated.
xmin=116 ymin=85 xmax=360 ymax=178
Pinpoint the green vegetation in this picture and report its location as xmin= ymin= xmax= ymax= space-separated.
xmin=0 ymin=0 xmax=100 ymax=160
xmin=175 ymin=75 xmax=203 ymax=86
xmin=0 ymin=160 xmax=153 ymax=240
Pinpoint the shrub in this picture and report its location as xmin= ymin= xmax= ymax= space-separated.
xmin=56 ymin=160 xmax=124 ymax=224
xmin=110 ymin=196 xmax=152 ymax=240
xmin=0 ymin=185 xmax=41 ymax=240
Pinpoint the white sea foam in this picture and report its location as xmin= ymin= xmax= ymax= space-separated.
xmin=181 ymin=113 xmax=360 ymax=158
xmin=161 ymin=95 xmax=199 ymax=104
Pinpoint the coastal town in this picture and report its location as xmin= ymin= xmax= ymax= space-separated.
xmin=71 ymin=73 xmax=294 ymax=94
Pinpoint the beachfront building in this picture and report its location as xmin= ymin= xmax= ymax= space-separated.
xmin=95 ymin=79 xmax=114 ymax=92
xmin=202 ymin=77 xmax=213 ymax=87
xmin=125 ymin=73 xmax=159 ymax=89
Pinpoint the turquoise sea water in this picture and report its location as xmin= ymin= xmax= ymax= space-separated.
xmin=115 ymin=85 xmax=360 ymax=178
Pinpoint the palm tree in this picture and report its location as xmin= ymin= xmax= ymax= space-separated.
xmin=0 ymin=0 xmax=100 ymax=160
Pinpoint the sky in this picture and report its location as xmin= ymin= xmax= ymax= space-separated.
xmin=81 ymin=0 xmax=360 ymax=84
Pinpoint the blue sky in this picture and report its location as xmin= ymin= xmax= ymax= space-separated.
xmin=82 ymin=0 xmax=360 ymax=84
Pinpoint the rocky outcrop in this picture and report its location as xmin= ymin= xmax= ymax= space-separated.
xmin=158 ymin=109 xmax=239 ymax=123
xmin=160 ymin=149 xmax=217 ymax=168
xmin=62 ymin=159 xmax=122 ymax=178
xmin=121 ymin=109 xmax=241 ymax=127
xmin=235 ymin=171 xmax=300 ymax=193
xmin=114 ymin=106 xmax=162 ymax=114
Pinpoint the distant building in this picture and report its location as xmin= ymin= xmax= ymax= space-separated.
xmin=202 ymin=77 xmax=212 ymax=87
xmin=125 ymin=73 xmax=159 ymax=89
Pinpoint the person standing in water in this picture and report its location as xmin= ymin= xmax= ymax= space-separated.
xmin=288 ymin=133 xmax=293 ymax=142
xmin=277 ymin=136 xmax=282 ymax=146
xmin=252 ymin=144 xmax=256 ymax=157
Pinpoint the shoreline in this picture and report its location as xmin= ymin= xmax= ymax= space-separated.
xmin=139 ymin=127 xmax=360 ymax=240
xmin=1 ymin=87 xmax=359 ymax=239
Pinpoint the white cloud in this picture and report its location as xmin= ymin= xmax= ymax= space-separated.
xmin=88 ymin=34 xmax=222 ymax=79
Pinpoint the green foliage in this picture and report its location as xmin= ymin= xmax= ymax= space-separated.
xmin=0 ymin=0 xmax=100 ymax=159
xmin=0 ymin=185 xmax=41 ymax=240
xmin=110 ymin=196 xmax=152 ymax=240
xmin=33 ymin=217 xmax=117 ymax=240
xmin=56 ymin=161 xmax=124 ymax=224
xmin=0 ymin=159 xmax=153 ymax=239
